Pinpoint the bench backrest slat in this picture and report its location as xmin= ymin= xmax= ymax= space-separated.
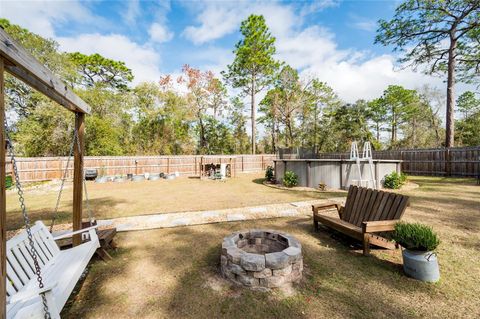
xmin=342 ymin=185 xmax=409 ymax=227
xmin=6 ymin=221 xmax=60 ymax=302
xmin=342 ymin=186 xmax=357 ymax=221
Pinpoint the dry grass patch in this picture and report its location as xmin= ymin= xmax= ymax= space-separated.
xmin=62 ymin=176 xmax=480 ymax=319
xmin=6 ymin=173 xmax=342 ymax=230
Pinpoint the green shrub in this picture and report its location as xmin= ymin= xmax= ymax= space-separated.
xmin=5 ymin=175 xmax=13 ymax=189
xmin=383 ymin=171 xmax=407 ymax=189
xmin=265 ymin=165 xmax=274 ymax=182
xmin=393 ymin=222 xmax=440 ymax=251
xmin=283 ymin=170 xmax=298 ymax=188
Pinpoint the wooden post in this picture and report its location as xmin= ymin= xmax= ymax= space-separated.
xmin=194 ymin=156 xmax=197 ymax=175
xmin=0 ymin=58 xmax=7 ymax=319
xmin=446 ymin=148 xmax=452 ymax=177
xmin=167 ymin=157 xmax=170 ymax=174
xmin=241 ymin=156 xmax=244 ymax=172
xmin=306 ymin=161 xmax=311 ymax=188
xmin=72 ymin=112 xmax=85 ymax=246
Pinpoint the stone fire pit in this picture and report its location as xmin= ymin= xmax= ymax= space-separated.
xmin=221 ymin=229 xmax=303 ymax=290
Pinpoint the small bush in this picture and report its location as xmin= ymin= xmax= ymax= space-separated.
xmin=283 ymin=170 xmax=298 ymax=188
xmin=393 ymin=222 xmax=440 ymax=252
xmin=265 ymin=165 xmax=274 ymax=182
xmin=6 ymin=175 xmax=13 ymax=190
xmin=383 ymin=171 xmax=407 ymax=189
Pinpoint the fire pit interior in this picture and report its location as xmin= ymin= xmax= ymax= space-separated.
xmin=221 ymin=229 xmax=303 ymax=290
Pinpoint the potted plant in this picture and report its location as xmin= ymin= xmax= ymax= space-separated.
xmin=393 ymin=222 xmax=440 ymax=282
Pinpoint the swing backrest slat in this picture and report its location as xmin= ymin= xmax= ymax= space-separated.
xmin=6 ymin=221 xmax=60 ymax=302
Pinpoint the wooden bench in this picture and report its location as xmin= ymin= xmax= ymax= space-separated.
xmin=6 ymin=221 xmax=99 ymax=319
xmin=313 ymin=185 xmax=409 ymax=255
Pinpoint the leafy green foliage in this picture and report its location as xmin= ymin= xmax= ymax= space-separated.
xmin=375 ymin=0 xmax=480 ymax=147
xmin=456 ymin=91 xmax=479 ymax=119
xmin=265 ymin=165 xmax=274 ymax=182
xmin=393 ymin=222 xmax=440 ymax=252
xmin=383 ymin=171 xmax=407 ymax=189
xmin=283 ymin=171 xmax=298 ymax=188
xmin=68 ymin=52 xmax=134 ymax=90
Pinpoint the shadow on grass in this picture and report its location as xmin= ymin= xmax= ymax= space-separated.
xmin=62 ymin=217 xmax=446 ymax=318
xmin=7 ymin=196 xmax=128 ymax=231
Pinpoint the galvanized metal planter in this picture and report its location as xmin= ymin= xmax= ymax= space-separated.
xmin=402 ymin=249 xmax=440 ymax=282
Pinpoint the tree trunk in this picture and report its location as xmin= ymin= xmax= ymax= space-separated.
xmin=376 ymin=122 xmax=380 ymax=141
xmin=313 ymin=104 xmax=318 ymax=153
xmin=445 ymin=35 xmax=457 ymax=148
xmin=391 ymin=110 xmax=397 ymax=146
xmin=198 ymin=115 xmax=206 ymax=154
xmin=251 ymin=78 xmax=256 ymax=154
xmin=412 ymin=116 xmax=417 ymax=147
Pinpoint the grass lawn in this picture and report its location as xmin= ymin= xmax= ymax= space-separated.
xmin=6 ymin=173 xmax=341 ymax=230
xmin=62 ymin=176 xmax=480 ymax=318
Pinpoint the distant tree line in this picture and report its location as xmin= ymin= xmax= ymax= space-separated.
xmin=1 ymin=1 xmax=479 ymax=158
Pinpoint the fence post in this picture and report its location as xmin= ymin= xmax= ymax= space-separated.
xmin=261 ymin=155 xmax=264 ymax=170
xmin=241 ymin=156 xmax=244 ymax=172
xmin=167 ymin=157 xmax=170 ymax=174
xmin=306 ymin=161 xmax=311 ymax=188
xmin=446 ymin=148 xmax=451 ymax=177
xmin=194 ymin=156 xmax=197 ymax=175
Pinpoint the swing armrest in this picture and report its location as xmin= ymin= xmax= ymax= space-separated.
xmin=9 ymin=282 xmax=57 ymax=304
xmin=53 ymin=225 xmax=99 ymax=241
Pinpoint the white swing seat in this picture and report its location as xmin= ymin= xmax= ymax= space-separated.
xmin=5 ymin=221 xmax=100 ymax=319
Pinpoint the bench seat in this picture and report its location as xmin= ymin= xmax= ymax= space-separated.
xmin=313 ymin=185 xmax=409 ymax=255
xmin=6 ymin=221 xmax=99 ymax=319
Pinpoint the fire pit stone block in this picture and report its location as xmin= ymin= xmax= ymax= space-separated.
xmin=221 ymin=229 xmax=303 ymax=290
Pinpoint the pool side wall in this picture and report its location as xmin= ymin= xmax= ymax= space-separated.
xmin=273 ymin=159 xmax=401 ymax=190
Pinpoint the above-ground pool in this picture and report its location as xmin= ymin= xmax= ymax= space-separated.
xmin=273 ymin=159 xmax=402 ymax=190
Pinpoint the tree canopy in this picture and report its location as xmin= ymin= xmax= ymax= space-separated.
xmin=223 ymin=14 xmax=280 ymax=154
xmin=375 ymin=0 xmax=480 ymax=147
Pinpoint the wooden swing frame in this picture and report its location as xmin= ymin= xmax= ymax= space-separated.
xmin=0 ymin=28 xmax=91 ymax=318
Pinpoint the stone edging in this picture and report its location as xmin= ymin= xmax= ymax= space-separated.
xmin=96 ymin=197 xmax=346 ymax=232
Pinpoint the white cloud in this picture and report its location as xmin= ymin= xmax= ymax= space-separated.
xmin=57 ymin=33 xmax=162 ymax=85
xmin=1 ymin=0 xmax=100 ymax=38
xmin=349 ymin=14 xmax=377 ymax=32
xmin=149 ymin=22 xmax=174 ymax=43
xmin=352 ymin=20 xmax=377 ymax=32
xmin=274 ymin=25 xmax=445 ymax=102
xmin=182 ymin=1 xmax=297 ymax=45
xmin=182 ymin=6 xmax=240 ymax=44
xmin=183 ymin=2 xmax=451 ymax=104
xmin=299 ymin=0 xmax=340 ymax=16
xmin=123 ymin=0 xmax=141 ymax=25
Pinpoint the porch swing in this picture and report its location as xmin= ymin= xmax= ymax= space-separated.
xmin=5 ymin=117 xmax=100 ymax=319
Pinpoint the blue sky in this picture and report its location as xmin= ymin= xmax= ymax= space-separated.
xmin=1 ymin=0 xmax=454 ymax=103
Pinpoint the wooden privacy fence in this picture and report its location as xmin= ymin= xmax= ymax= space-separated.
xmin=311 ymin=146 xmax=480 ymax=177
xmin=6 ymin=154 xmax=276 ymax=182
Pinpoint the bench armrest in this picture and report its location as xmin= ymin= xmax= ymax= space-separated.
xmin=9 ymin=282 xmax=57 ymax=304
xmin=53 ymin=225 xmax=99 ymax=241
xmin=362 ymin=220 xmax=401 ymax=233
xmin=312 ymin=203 xmax=340 ymax=213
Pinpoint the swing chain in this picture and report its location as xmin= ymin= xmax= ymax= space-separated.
xmin=50 ymin=125 xmax=76 ymax=232
xmin=50 ymin=113 xmax=94 ymax=231
xmin=4 ymin=119 xmax=51 ymax=319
